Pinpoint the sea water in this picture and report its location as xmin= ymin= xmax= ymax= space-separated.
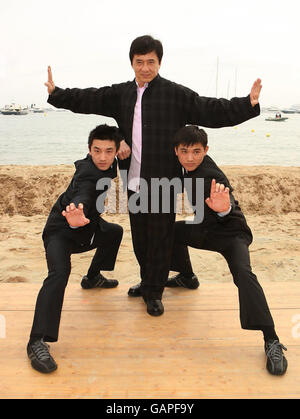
xmin=0 ymin=110 xmax=299 ymax=166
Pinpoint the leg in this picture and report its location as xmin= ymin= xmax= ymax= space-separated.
xmin=30 ymin=235 xmax=72 ymax=343
xmin=167 ymin=220 xmax=201 ymax=289
xmin=220 ymin=236 xmax=287 ymax=375
xmin=128 ymin=188 xmax=176 ymax=315
xmin=73 ymin=220 xmax=123 ymax=289
xmin=220 ymin=237 xmax=275 ymax=331
xmin=27 ymin=234 xmax=72 ymax=373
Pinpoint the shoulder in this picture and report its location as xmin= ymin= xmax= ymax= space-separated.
xmin=153 ymin=75 xmax=196 ymax=94
xmin=74 ymin=155 xmax=117 ymax=182
xmin=193 ymin=156 xmax=231 ymax=186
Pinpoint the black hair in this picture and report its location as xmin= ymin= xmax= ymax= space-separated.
xmin=88 ymin=124 xmax=122 ymax=151
xmin=173 ymin=125 xmax=208 ymax=149
xmin=129 ymin=35 xmax=163 ymax=64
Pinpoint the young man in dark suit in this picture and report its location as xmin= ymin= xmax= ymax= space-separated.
xmin=166 ymin=125 xmax=287 ymax=375
xmin=27 ymin=124 xmax=123 ymax=373
xmin=44 ymin=35 xmax=262 ymax=317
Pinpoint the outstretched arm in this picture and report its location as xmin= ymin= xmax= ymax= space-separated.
xmin=62 ymin=203 xmax=90 ymax=227
xmin=205 ymin=179 xmax=231 ymax=213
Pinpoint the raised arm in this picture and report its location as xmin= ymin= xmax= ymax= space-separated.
xmin=45 ymin=66 xmax=119 ymax=117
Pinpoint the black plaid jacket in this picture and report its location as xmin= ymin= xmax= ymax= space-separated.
xmin=184 ymin=154 xmax=253 ymax=242
xmin=48 ymin=74 xmax=260 ymax=183
xmin=43 ymin=155 xmax=117 ymax=245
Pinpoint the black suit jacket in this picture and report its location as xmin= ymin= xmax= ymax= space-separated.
xmin=43 ymin=154 xmax=117 ymax=245
xmin=48 ymin=75 xmax=260 ymax=184
xmin=184 ymin=155 xmax=253 ymax=242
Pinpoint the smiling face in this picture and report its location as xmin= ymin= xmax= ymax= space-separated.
xmin=89 ymin=139 xmax=117 ymax=171
xmin=131 ymin=51 xmax=161 ymax=87
xmin=175 ymin=143 xmax=209 ymax=172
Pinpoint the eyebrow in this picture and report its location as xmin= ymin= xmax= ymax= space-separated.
xmin=93 ymin=146 xmax=114 ymax=151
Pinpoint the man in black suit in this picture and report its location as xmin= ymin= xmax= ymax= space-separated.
xmin=166 ymin=125 xmax=287 ymax=375
xmin=44 ymin=35 xmax=262 ymax=317
xmin=27 ymin=124 xmax=123 ymax=373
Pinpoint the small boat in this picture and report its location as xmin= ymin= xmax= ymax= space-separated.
xmin=29 ymin=104 xmax=44 ymax=113
xmin=265 ymin=113 xmax=288 ymax=122
xmin=1 ymin=103 xmax=29 ymax=115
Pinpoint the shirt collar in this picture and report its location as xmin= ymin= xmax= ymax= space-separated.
xmin=135 ymin=80 xmax=149 ymax=89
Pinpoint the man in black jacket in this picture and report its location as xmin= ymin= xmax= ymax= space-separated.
xmin=27 ymin=124 xmax=123 ymax=373
xmin=166 ymin=125 xmax=287 ymax=375
xmin=45 ymin=35 xmax=262 ymax=317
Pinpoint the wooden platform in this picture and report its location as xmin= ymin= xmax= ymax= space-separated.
xmin=0 ymin=281 xmax=300 ymax=399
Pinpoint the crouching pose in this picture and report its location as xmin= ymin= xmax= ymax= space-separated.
xmin=167 ymin=125 xmax=287 ymax=375
xmin=27 ymin=124 xmax=123 ymax=373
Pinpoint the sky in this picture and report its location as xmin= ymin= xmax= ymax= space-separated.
xmin=0 ymin=0 xmax=299 ymax=108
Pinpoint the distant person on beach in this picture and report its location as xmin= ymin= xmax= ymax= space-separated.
xmin=166 ymin=125 xmax=287 ymax=375
xmin=45 ymin=34 xmax=262 ymax=317
xmin=27 ymin=124 xmax=123 ymax=373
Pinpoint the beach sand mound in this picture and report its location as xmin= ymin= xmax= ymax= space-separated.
xmin=1 ymin=165 xmax=299 ymax=216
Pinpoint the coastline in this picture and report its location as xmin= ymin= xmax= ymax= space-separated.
xmin=0 ymin=165 xmax=299 ymax=284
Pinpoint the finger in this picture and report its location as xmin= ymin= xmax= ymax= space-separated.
xmin=78 ymin=203 xmax=83 ymax=210
xmin=62 ymin=210 xmax=66 ymax=217
xmin=66 ymin=205 xmax=70 ymax=212
xmin=219 ymin=184 xmax=225 ymax=192
xmin=215 ymin=182 xmax=220 ymax=192
xmin=210 ymin=179 xmax=216 ymax=195
xmin=70 ymin=203 xmax=76 ymax=211
xmin=48 ymin=66 xmax=53 ymax=83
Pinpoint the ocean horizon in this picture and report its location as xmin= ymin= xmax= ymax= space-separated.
xmin=0 ymin=110 xmax=299 ymax=166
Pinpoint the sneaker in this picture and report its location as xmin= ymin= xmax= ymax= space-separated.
xmin=265 ymin=339 xmax=288 ymax=375
xmin=81 ymin=273 xmax=119 ymax=289
xmin=27 ymin=339 xmax=57 ymax=373
xmin=165 ymin=273 xmax=199 ymax=289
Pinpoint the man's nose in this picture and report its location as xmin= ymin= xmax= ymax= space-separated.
xmin=187 ymin=153 xmax=193 ymax=161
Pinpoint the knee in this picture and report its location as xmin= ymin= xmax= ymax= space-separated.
xmin=111 ymin=223 xmax=123 ymax=241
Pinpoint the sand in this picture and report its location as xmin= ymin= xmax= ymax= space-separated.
xmin=0 ymin=165 xmax=299 ymax=285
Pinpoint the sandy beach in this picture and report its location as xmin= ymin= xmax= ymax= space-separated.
xmin=0 ymin=165 xmax=299 ymax=285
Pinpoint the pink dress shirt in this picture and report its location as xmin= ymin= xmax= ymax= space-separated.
xmin=128 ymin=82 xmax=148 ymax=192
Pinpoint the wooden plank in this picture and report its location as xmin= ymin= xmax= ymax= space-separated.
xmin=0 ymin=282 xmax=299 ymax=399
xmin=1 ymin=282 xmax=300 ymax=311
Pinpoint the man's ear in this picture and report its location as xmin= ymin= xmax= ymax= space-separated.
xmin=174 ymin=146 xmax=178 ymax=156
xmin=204 ymin=146 xmax=209 ymax=155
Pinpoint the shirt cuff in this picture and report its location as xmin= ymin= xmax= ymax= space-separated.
xmin=217 ymin=205 xmax=232 ymax=217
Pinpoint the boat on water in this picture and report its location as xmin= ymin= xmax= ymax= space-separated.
xmin=265 ymin=113 xmax=288 ymax=122
xmin=1 ymin=103 xmax=29 ymax=115
xmin=281 ymin=109 xmax=297 ymax=114
xmin=29 ymin=104 xmax=45 ymax=113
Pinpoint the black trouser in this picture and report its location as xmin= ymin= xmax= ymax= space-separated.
xmin=170 ymin=221 xmax=275 ymax=331
xmin=128 ymin=190 xmax=176 ymax=300
xmin=30 ymin=221 xmax=123 ymax=342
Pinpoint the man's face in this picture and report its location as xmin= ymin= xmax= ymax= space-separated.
xmin=89 ymin=139 xmax=117 ymax=171
xmin=175 ymin=143 xmax=209 ymax=172
xmin=131 ymin=51 xmax=161 ymax=87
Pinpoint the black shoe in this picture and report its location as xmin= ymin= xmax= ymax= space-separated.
xmin=145 ymin=299 xmax=164 ymax=316
xmin=27 ymin=339 xmax=57 ymax=374
xmin=81 ymin=273 xmax=118 ymax=289
xmin=128 ymin=282 xmax=142 ymax=297
xmin=265 ymin=339 xmax=288 ymax=375
xmin=166 ymin=273 xmax=199 ymax=289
